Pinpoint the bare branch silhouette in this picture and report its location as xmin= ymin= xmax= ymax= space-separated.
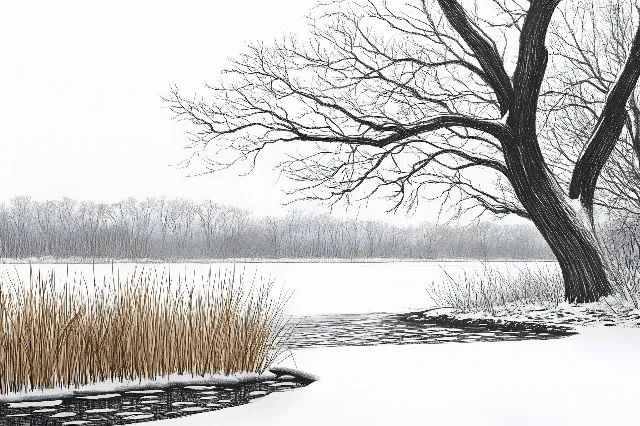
xmin=165 ymin=0 xmax=640 ymax=303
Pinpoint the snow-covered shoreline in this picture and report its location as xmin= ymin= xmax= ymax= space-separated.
xmin=2 ymin=304 xmax=638 ymax=425
xmin=416 ymin=299 xmax=640 ymax=329
xmin=0 ymin=372 xmax=273 ymax=404
xmin=1 ymin=259 xmax=635 ymax=425
xmin=143 ymin=326 xmax=640 ymax=426
xmin=1 ymin=369 xmax=317 ymax=422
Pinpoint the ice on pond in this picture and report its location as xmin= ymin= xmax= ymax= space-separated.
xmin=180 ymin=407 xmax=208 ymax=413
xmin=115 ymin=411 xmax=145 ymax=416
xmin=85 ymin=408 xmax=117 ymax=414
xmin=77 ymin=393 xmax=120 ymax=400
xmin=0 ymin=261 xmax=556 ymax=316
xmin=122 ymin=414 xmax=154 ymax=421
xmin=278 ymin=375 xmax=296 ymax=380
xmin=8 ymin=400 xmax=62 ymax=409
xmin=50 ymin=412 xmax=76 ymax=418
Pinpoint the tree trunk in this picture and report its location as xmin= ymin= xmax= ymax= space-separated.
xmin=504 ymin=144 xmax=613 ymax=303
xmin=502 ymin=1 xmax=614 ymax=303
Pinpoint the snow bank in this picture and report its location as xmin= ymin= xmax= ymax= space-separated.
xmin=0 ymin=372 xmax=274 ymax=403
xmin=143 ymin=327 xmax=640 ymax=426
xmin=268 ymin=366 xmax=319 ymax=382
xmin=427 ymin=297 xmax=640 ymax=328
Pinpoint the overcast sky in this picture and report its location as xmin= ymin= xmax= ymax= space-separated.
xmin=0 ymin=0 xmax=520 ymax=225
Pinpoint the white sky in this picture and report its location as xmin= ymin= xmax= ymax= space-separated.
xmin=0 ymin=0 xmax=521 ymax=225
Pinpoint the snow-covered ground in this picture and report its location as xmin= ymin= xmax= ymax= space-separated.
xmin=420 ymin=299 xmax=640 ymax=328
xmin=3 ymin=261 xmax=636 ymax=425
xmin=148 ymin=326 xmax=640 ymax=426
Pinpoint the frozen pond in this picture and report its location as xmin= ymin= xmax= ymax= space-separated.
xmin=0 ymin=261 xmax=558 ymax=316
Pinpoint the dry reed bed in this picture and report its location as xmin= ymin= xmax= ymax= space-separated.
xmin=428 ymin=259 xmax=640 ymax=313
xmin=427 ymin=264 xmax=565 ymax=314
xmin=0 ymin=266 xmax=289 ymax=394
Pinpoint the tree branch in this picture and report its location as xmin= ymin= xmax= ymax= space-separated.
xmin=509 ymin=0 xmax=562 ymax=135
xmin=436 ymin=0 xmax=514 ymax=116
xmin=569 ymin=19 xmax=640 ymax=216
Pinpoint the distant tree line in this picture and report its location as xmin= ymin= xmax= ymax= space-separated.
xmin=0 ymin=197 xmax=553 ymax=260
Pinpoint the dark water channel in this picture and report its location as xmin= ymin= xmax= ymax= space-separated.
xmin=283 ymin=311 xmax=577 ymax=349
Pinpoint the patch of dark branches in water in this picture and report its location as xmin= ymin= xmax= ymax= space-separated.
xmin=283 ymin=312 xmax=576 ymax=350
xmin=0 ymin=370 xmax=313 ymax=426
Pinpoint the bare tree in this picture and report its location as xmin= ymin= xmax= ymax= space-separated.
xmin=35 ymin=200 xmax=58 ymax=255
xmin=537 ymin=0 xmax=640 ymax=283
xmin=541 ymin=0 xmax=640 ymax=219
xmin=165 ymin=0 xmax=640 ymax=303
xmin=196 ymin=200 xmax=224 ymax=255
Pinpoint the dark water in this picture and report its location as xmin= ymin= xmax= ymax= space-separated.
xmin=0 ymin=373 xmax=309 ymax=426
xmin=282 ymin=311 xmax=577 ymax=349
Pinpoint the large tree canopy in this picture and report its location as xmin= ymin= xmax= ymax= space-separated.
xmin=165 ymin=0 xmax=640 ymax=303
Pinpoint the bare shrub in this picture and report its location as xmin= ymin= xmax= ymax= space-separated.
xmin=598 ymin=221 xmax=640 ymax=309
xmin=0 ymin=266 xmax=289 ymax=394
xmin=426 ymin=264 xmax=564 ymax=314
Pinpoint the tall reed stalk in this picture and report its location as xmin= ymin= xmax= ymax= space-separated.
xmin=0 ymin=266 xmax=289 ymax=394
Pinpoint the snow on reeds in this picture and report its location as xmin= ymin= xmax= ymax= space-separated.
xmin=0 ymin=265 xmax=290 ymax=394
xmin=426 ymin=264 xmax=564 ymax=314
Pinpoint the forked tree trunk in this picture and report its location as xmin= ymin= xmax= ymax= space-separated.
xmin=504 ymin=143 xmax=613 ymax=303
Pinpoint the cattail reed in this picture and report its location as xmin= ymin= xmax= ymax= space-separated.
xmin=0 ymin=266 xmax=289 ymax=394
